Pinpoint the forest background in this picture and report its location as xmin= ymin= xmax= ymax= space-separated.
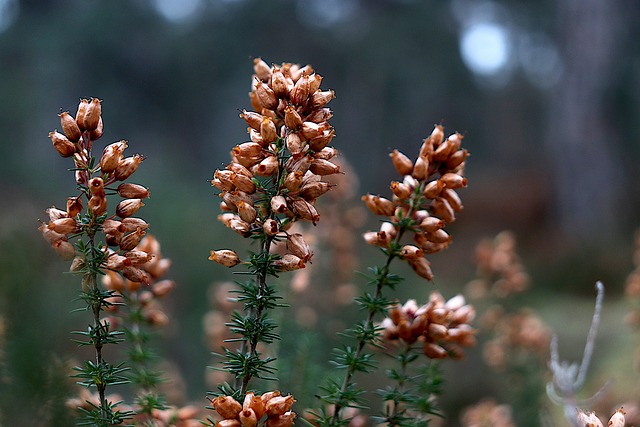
xmin=1 ymin=0 xmax=640 ymax=426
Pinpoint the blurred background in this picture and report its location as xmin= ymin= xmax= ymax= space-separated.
xmin=1 ymin=0 xmax=640 ymax=426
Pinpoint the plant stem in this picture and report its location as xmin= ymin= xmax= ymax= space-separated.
xmin=237 ymin=236 xmax=275 ymax=395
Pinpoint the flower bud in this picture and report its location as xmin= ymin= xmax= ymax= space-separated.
xmin=446 ymin=148 xmax=469 ymax=169
xmin=441 ymin=188 xmax=463 ymax=212
xmin=266 ymin=413 xmax=296 ymax=427
xmin=48 ymin=217 xmax=78 ymax=234
xmin=69 ymin=256 xmax=85 ymax=272
xmin=608 ymin=408 xmax=626 ymax=427
xmin=260 ymin=117 xmax=278 ymax=143
xmin=423 ymin=179 xmax=444 ymax=199
xmin=313 ymin=146 xmax=338 ymax=160
xmin=309 ymin=158 xmax=340 ymax=175
xmin=240 ymin=409 xmax=258 ymax=427
xmin=285 ymin=133 xmax=304 ymax=156
xmin=390 ymin=181 xmax=412 ymax=200
xmin=255 ymin=81 xmax=278 ymax=110
xmin=299 ymin=181 xmax=332 ymax=201
xmin=290 ymin=74 xmax=310 ymax=106
xmin=428 ymin=229 xmax=451 ymax=244
xmin=286 ymin=233 xmax=312 ymax=262
xmin=83 ymin=98 xmax=102 ymax=132
xmin=270 ymin=67 xmax=289 ymax=98
xmin=362 ymin=194 xmax=395 ymax=217
xmin=151 ymin=279 xmax=176 ymax=297
xmin=88 ymin=177 xmax=105 ymax=196
xmin=240 ymin=110 xmax=264 ymax=130
xmin=308 ymin=129 xmax=335 ymax=152
xmin=121 ymin=265 xmax=149 ymax=284
xmin=59 ymin=111 xmax=81 ymax=142
xmin=400 ymin=245 xmax=423 ymax=260
xmin=274 ymin=254 xmax=305 ymax=271
xmin=213 ymin=396 xmax=243 ymax=419
xmin=237 ymin=200 xmax=257 ymax=223
xmin=123 ymin=249 xmax=152 ymax=265
xmin=229 ymin=218 xmax=251 ymax=236
xmin=52 ymin=239 xmax=76 ymax=260
xmin=106 ymin=254 xmax=131 ymax=270
xmin=75 ymin=99 xmax=89 ymax=131
xmin=121 ymin=217 xmax=149 ymax=232
xmin=39 ymin=223 xmax=65 ymax=245
xmin=306 ymin=108 xmax=333 ymax=123
xmin=270 ymin=195 xmax=288 ymax=214
xmin=286 ymin=154 xmax=313 ymax=175
xmin=284 ymin=105 xmax=303 ymax=130
xmin=114 ymin=154 xmax=144 ymax=181
xmin=412 ymin=156 xmax=429 ymax=180
xmin=431 ymin=197 xmax=455 ymax=223
xmin=290 ymin=198 xmax=319 ymax=223
xmin=408 ymin=256 xmax=433 ymax=281
xmin=440 ymin=173 xmax=467 ymax=189
xmin=88 ymin=195 xmax=107 ymax=216
xmin=253 ymin=155 xmax=279 ymax=177
xmin=46 ymin=206 xmax=68 ymax=221
xmin=49 ymin=131 xmax=76 ymax=157
xmin=233 ymin=142 xmax=263 ymax=158
xmin=265 ymin=395 xmax=295 ymax=416
xmin=231 ymin=172 xmax=256 ymax=194
xmin=89 ymin=117 xmax=103 ymax=140
xmin=100 ymin=140 xmax=127 ymax=174
xmin=117 ymin=183 xmax=150 ymax=199
xmin=253 ymin=58 xmax=272 ymax=82
xmin=263 ymin=218 xmax=279 ymax=236
xmin=66 ymin=197 xmax=83 ymax=218
xmin=419 ymin=216 xmax=444 ymax=233
xmin=119 ymin=228 xmax=146 ymax=251
xmin=116 ymin=198 xmax=144 ymax=218
xmin=218 ymin=421 xmax=242 ymax=427
xmin=310 ymin=90 xmax=335 ymax=109
xmin=300 ymin=121 xmax=321 ymax=140
xmin=423 ymin=342 xmax=447 ymax=359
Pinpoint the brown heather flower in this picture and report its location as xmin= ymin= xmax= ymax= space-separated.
xmin=41 ymin=99 xmax=154 ymax=275
xmin=210 ymin=59 xmax=338 ymax=272
xmin=210 ymin=391 xmax=295 ymax=427
xmin=380 ymin=293 xmax=476 ymax=359
xmin=464 ymin=231 xmax=530 ymax=299
xmin=361 ymin=125 xmax=468 ymax=281
xmin=575 ymin=408 xmax=626 ymax=427
xmin=460 ymin=399 xmax=516 ymax=427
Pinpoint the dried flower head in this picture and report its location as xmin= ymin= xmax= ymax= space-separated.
xmin=362 ymin=125 xmax=469 ymax=280
xmin=209 ymin=391 xmax=296 ymax=427
xmin=211 ymin=59 xmax=337 ymax=272
xmin=381 ymin=293 xmax=476 ymax=359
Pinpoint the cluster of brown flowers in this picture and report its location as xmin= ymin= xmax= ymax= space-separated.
xmin=210 ymin=58 xmax=337 ymax=272
xmin=575 ymin=407 xmax=626 ymax=427
xmin=465 ymin=231 xmax=530 ymax=299
xmin=40 ymin=98 xmax=151 ymax=284
xmin=459 ymin=398 xmax=515 ymax=427
xmin=481 ymin=308 xmax=550 ymax=369
xmin=210 ymin=392 xmax=295 ymax=427
xmin=67 ymin=390 xmax=203 ymax=427
xmin=362 ymin=125 xmax=468 ymax=280
xmin=101 ymin=234 xmax=176 ymax=327
xmin=380 ymin=293 xmax=476 ymax=359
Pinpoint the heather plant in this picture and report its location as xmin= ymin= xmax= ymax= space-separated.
xmin=41 ymin=99 xmax=151 ymax=425
xmin=206 ymin=58 xmax=474 ymax=427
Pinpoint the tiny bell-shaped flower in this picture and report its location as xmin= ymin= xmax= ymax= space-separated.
xmin=209 ymin=249 xmax=241 ymax=267
xmin=114 ymin=154 xmax=144 ymax=181
xmin=59 ymin=111 xmax=82 ymax=142
xmin=116 ymin=198 xmax=144 ymax=218
xmin=117 ymin=183 xmax=150 ymax=199
xmin=82 ymin=98 xmax=102 ymax=132
xmin=100 ymin=140 xmax=127 ymax=174
xmin=49 ymin=131 xmax=76 ymax=157
xmin=213 ymin=395 xmax=243 ymax=419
